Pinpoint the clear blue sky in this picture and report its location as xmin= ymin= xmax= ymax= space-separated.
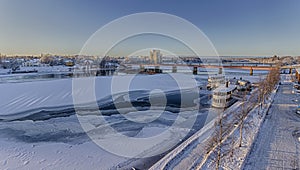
xmin=0 ymin=0 xmax=299 ymax=56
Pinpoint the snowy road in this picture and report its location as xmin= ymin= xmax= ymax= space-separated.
xmin=244 ymin=83 xmax=300 ymax=170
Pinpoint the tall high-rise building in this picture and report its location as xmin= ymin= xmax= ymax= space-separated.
xmin=150 ymin=49 xmax=162 ymax=64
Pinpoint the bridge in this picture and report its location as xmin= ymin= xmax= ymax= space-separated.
xmin=126 ymin=63 xmax=275 ymax=71
xmin=123 ymin=63 xmax=300 ymax=76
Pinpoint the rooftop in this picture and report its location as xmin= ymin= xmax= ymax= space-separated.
xmin=213 ymin=84 xmax=237 ymax=93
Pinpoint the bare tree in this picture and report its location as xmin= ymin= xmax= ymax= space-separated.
xmin=257 ymin=79 xmax=266 ymax=116
xmin=228 ymin=135 xmax=237 ymax=163
xmin=256 ymin=63 xmax=280 ymax=116
xmin=237 ymin=93 xmax=248 ymax=147
xmin=215 ymin=111 xmax=224 ymax=170
xmin=235 ymin=91 xmax=257 ymax=147
xmin=204 ymin=108 xmax=231 ymax=170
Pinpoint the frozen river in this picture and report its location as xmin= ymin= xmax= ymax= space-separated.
xmin=0 ymin=73 xmax=216 ymax=169
xmin=0 ymin=70 xmax=268 ymax=169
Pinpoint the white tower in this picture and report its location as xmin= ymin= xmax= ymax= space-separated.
xmin=150 ymin=50 xmax=162 ymax=64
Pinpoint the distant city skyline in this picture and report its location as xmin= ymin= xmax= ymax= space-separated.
xmin=1 ymin=0 xmax=300 ymax=56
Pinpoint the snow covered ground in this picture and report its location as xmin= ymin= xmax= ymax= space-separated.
xmin=0 ymin=73 xmax=199 ymax=119
xmin=0 ymin=69 xmax=269 ymax=169
xmin=0 ymin=115 xmax=128 ymax=170
xmin=149 ymin=74 xmax=271 ymax=170
xmin=0 ymin=66 xmax=70 ymax=75
xmin=194 ymin=74 xmax=299 ymax=170
xmin=149 ymin=101 xmax=244 ymax=170
xmin=0 ymin=73 xmax=207 ymax=169
xmin=244 ymin=80 xmax=300 ymax=169
xmin=0 ymin=66 xmax=72 ymax=83
xmin=0 ymin=111 xmax=204 ymax=169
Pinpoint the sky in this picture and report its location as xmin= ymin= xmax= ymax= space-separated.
xmin=0 ymin=0 xmax=300 ymax=56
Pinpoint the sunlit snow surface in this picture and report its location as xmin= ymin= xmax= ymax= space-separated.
xmin=0 ymin=70 xmax=267 ymax=169
xmin=0 ymin=74 xmax=197 ymax=118
xmin=0 ymin=73 xmax=210 ymax=169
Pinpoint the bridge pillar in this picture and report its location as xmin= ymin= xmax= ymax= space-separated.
xmin=172 ymin=65 xmax=177 ymax=73
xmin=139 ymin=64 xmax=145 ymax=72
xmin=155 ymin=66 xmax=160 ymax=73
xmin=218 ymin=67 xmax=222 ymax=74
xmin=193 ymin=66 xmax=197 ymax=75
xmin=250 ymin=67 xmax=253 ymax=76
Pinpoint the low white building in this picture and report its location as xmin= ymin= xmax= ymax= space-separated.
xmin=22 ymin=59 xmax=49 ymax=67
xmin=212 ymin=84 xmax=237 ymax=108
xmin=207 ymin=74 xmax=225 ymax=90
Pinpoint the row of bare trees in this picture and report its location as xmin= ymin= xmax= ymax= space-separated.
xmin=205 ymin=64 xmax=281 ymax=170
xmin=257 ymin=64 xmax=281 ymax=115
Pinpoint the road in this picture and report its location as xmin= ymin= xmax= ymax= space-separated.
xmin=244 ymin=83 xmax=300 ymax=170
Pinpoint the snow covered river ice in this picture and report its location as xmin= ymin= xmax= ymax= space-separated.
xmin=0 ymin=73 xmax=218 ymax=169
